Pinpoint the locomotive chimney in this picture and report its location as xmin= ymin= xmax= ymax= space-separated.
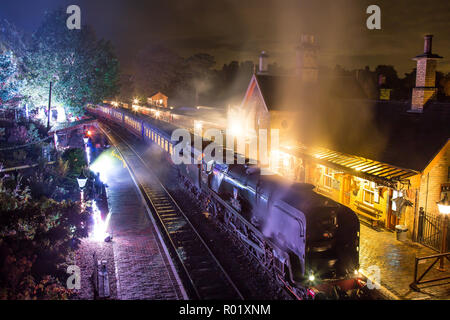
xmin=258 ymin=51 xmax=269 ymax=75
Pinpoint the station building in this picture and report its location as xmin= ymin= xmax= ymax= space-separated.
xmin=147 ymin=92 xmax=168 ymax=108
xmin=239 ymin=35 xmax=450 ymax=247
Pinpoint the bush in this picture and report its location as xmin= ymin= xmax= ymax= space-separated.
xmin=61 ymin=148 xmax=87 ymax=178
xmin=0 ymin=174 xmax=90 ymax=300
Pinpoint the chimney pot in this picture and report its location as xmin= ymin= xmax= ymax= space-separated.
xmin=258 ymin=51 xmax=269 ymax=74
xmin=424 ymin=34 xmax=433 ymax=54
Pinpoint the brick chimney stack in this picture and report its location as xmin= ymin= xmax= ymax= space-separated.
xmin=410 ymin=35 xmax=443 ymax=113
xmin=295 ymin=34 xmax=318 ymax=83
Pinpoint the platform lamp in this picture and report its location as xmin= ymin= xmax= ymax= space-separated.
xmin=77 ymin=171 xmax=88 ymax=203
xmin=437 ymin=191 xmax=450 ymax=271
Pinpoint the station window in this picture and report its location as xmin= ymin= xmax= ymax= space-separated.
xmin=363 ymin=181 xmax=377 ymax=205
xmin=392 ymin=190 xmax=403 ymax=211
xmin=323 ymin=166 xmax=333 ymax=188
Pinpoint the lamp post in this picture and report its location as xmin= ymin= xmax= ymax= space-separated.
xmin=77 ymin=171 xmax=88 ymax=203
xmin=437 ymin=192 xmax=450 ymax=271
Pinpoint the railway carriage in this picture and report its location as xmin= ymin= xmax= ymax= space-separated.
xmin=90 ymin=104 xmax=367 ymax=299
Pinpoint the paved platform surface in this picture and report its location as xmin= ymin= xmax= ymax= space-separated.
xmin=98 ymin=148 xmax=185 ymax=300
xmin=359 ymin=223 xmax=450 ymax=300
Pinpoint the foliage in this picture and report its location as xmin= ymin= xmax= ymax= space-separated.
xmin=133 ymin=44 xmax=255 ymax=107
xmin=61 ymin=148 xmax=87 ymax=178
xmin=0 ymin=50 xmax=23 ymax=106
xmin=0 ymin=172 xmax=90 ymax=300
xmin=23 ymin=9 xmax=120 ymax=117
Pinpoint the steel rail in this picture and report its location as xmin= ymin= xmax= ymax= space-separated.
xmin=99 ymin=122 xmax=244 ymax=300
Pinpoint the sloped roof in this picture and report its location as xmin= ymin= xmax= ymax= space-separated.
xmin=250 ymin=74 xmax=450 ymax=172
xmin=253 ymin=74 xmax=367 ymax=111
xmin=149 ymin=91 xmax=167 ymax=98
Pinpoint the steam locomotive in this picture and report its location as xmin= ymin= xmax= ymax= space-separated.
xmin=90 ymin=104 xmax=367 ymax=299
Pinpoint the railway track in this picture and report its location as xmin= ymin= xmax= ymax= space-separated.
xmin=98 ymin=122 xmax=244 ymax=300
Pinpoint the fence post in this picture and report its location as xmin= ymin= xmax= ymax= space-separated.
xmin=417 ymin=207 xmax=425 ymax=242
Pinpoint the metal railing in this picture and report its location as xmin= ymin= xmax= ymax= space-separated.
xmin=410 ymin=252 xmax=450 ymax=291
xmin=417 ymin=208 xmax=449 ymax=251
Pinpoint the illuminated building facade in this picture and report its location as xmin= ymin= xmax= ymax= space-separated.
xmin=147 ymin=91 xmax=168 ymax=108
xmin=239 ymin=36 xmax=450 ymax=245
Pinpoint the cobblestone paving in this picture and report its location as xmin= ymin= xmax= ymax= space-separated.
xmin=72 ymin=239 xmax=118 ymax=300
xmin=102 ymin=148 xmax=185 ymax=300
xmin=359 ymin=223 xmax=450 ymax=300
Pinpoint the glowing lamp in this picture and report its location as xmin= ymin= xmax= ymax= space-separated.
xmin=77 ymin=171 xmax=88 ymax=189
xmin=87 ymin=130 xmax=92 ymax=136
xmin=195 ymin=121 xmax=203 ymax=131
xmin=308 ymin=274 xmax=315 ymax=282
xmin=155 ymin=111 xmax=161 ymax=118
xmin=133 ymin=98 xmax=139 ymax=104
xmin=437 ymin=193 xmax=450 ymax=215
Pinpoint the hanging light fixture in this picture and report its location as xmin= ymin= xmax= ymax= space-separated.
xmin=437 ymin=193 xmax=450 ymax=215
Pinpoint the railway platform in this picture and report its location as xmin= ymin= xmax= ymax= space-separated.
xmin=94 ymin=145 xmax=187 ymax=300
xmin=359 ymin=223 xmax=450 ymax=300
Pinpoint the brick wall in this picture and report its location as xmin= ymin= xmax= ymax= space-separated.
xmin=418 ymin=143 xmax=450 ymax=216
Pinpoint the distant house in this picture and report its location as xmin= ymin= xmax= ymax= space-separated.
xmin=147 ymin=92 xmax=168 ymax=108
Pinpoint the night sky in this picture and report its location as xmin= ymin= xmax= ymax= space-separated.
xmin=2 ymin=0 xmax=450 ymax=75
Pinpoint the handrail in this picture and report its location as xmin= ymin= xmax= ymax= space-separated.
xmin=410 ymin=252 xmax=450 ymax=291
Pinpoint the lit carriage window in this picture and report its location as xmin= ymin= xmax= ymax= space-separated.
xmin=169 ymin=144 xmax=173 ymax=155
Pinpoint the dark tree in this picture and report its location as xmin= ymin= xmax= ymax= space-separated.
xmin=24 ymin=9 xmax=120 ymax=117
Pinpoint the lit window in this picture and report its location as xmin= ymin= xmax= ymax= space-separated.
xmin=363 ymin=181 xmax=376 ymax=205
xmin=392 ymin=190 xmax=403 ymax=211
xmin=323 ymin=167 xmax=333 ymax=188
